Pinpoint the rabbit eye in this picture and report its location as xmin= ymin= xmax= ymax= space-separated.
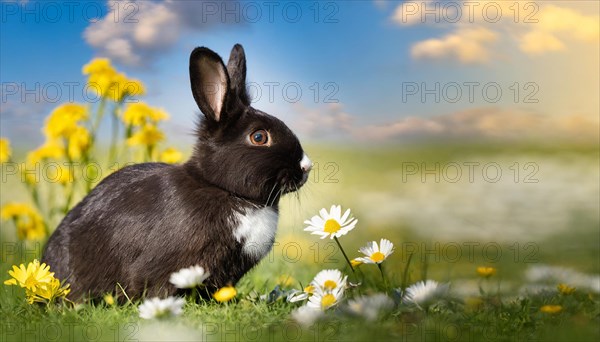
xmin=249 ymin=129 xmax=270 ymax=146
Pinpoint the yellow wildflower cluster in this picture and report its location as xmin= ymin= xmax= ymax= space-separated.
xmin=83 ymin=58 xmax=145 ymax=102
xmin=159 ymin=147 xmax=183 ymax=164
xmin=4 ymin=260 xmax=70 ymax=304
xmin=1 ymin=203 xmax=46 ymax=240
xmin=127 ymin=124 xmax=165 ymax=147
xmin=122 ymin=102 xmax=169 ymax=127
xmin=557 ymin=283 xmax=576 ymax=295
xmin=0 ymin=137 xmax=11 ymax=163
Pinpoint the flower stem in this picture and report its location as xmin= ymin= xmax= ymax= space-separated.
xmin=108 ymin=109 xmax=119 ymax=165
xmin=377 ymin=263 xmax=389 ymax=291
xmin=333 ymin=236 xmax=355 ymax=274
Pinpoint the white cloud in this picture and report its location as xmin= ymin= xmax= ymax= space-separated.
xmin=411 ymin=27 xmax=497 ymax=64
xmin=519 ymin=5 xmax=599 ymax=56
xmin=84 ymin=0 xmax=240 ymax=66
xmin=392 ymin=1 xmax=600 ymax=63
xmin=293 ymin=103 xmax=599 ymax=143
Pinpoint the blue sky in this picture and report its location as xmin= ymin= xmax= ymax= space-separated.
xmin=1 ymin=0 xmax=598 ymax=148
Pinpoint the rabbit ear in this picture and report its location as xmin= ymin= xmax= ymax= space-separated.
xmin=189 ymin=47 xmax=230 ymax=122
xmin=226 ymin=44 xmax=250 ymax=106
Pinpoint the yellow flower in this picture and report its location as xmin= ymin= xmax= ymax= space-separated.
xmin=127 ymin=124 xmax=164 ymax=147
xmin=476 ymin=266 xmax=496 ymax=278
xmin=104 ymin=294 xmax=115 ymax=306
xmin=159 ymin=147 xmax=183 ymax=164
xmin=44 ymin=103 xmax=88 ymax=139
xmin=122 ymin=102 xmax=169 ymax=127
xmin=83 ymin=58 xmax=115 ymax=75
xmin=4 ymin=260 xmax=54 ymax=291
xmin=557 ymin=284 xmax=576 ymax=295
xmin=277 ymin=275 xmax=296 ymax=288
xmin=304 ymin=285 xmax=315 ymax=294
xmin=0 ymin=137 xmax=11 ymax=163
xmin=27 ymin=139 xmax=65 ymax=164
xmin=25 ymin=278 xmax=71 ymax=304
xmin=540 ymin=305 xmax=562 ymax=314
xmin=67 ymin=126 xmax=91 ymax=160
xmin=1 ymin=203 xmax=46 ymax=240
xmin=1 ymin=202 xmax=31 ymax=220
xmin=350 ymin=259 xmax=363 ymax=268
xmin=213 ymin=286 xmax=237 ymax=302
xmin=83 ymin=58 xmax=145 ymax=101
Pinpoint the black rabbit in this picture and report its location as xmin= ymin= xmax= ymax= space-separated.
xmin=42 ymin=44 xmax=313 ymax=300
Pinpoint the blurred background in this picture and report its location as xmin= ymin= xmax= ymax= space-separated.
xmin=1 ymin=0 xmax=598 ymax=295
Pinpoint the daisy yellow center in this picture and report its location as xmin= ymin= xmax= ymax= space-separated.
xmin=304 ymin=285 xmax=315 ymax=294
xmin=321 ymin=294 xmax=336 ymax=308
xmin=323 ymin=280 xmax=337 ymax=290
xmin=370 ymin=252 xmax=386 ymax=262
xmin=324 ymin=219 xmax=341 ymax=234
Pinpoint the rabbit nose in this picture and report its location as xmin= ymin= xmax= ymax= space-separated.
xmin=300 ymin=154 xmax=313 ymax=173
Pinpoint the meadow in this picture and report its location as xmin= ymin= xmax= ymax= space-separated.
xmin=0 ymin=59 xmax=598 ymax=341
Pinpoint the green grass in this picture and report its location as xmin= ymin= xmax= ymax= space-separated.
xmin=1 ymin=143 xmax=599 ymax=341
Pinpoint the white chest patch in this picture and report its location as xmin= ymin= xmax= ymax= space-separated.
xmin=233 ymin=207 xmax=279 ymax=259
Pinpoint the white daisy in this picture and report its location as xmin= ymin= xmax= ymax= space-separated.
xmin=345 ymin=294 xmax=395 ymax=321
xmin=403 ymin=280 xmax=450 ymax=309
xmin=138 ymin=297 xmax=185 ymax=319
xmin=307 ymin=286 xmax=344 ymax=311
xmin=304 ymin=205 xmax=357 ymax=239
xmin=291 ymin=305 xmax=323 ymax=327
xmin=355 ymin=238 xmax=394 ymax=264
xmin=169 ymin=265 xmax=210 ymax=289
xmin=311 ymin=269 xmax=347 ymax=292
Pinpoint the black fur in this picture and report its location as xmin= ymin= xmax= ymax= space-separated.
xmin=42 ymin=45 xmax=309 ymax=300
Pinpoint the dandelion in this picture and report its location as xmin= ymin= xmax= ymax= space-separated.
xmin=138 ymin=297 xmax=185 ymax=319
xmin=477 ymin=266 xmax=497 ymax=278
xmin=0 ymin=137 xmax=11 ymax=163
xmin=127 ymin=124 xmax=164 ymax=147
xmin=540 ymin=305 xmax=562 ymax=314
xmin=1 ymin=203 xmax=46 ymax=240
xmin=304 ymin=205 xmax=357 ymax=240
xmin=403 ymin=280 xmax=450 ymax=310
xmin=311 ymin=269 xmax=347 ymax=292
xmin=159 ymin=147 xmax=183 ymax=164
xmin=25 ymin=278 xmax=71 ymax=304
xmin=104 ymin=294 xmax=115 ymax=306
xmin=307 ymin=286 xmax=344 ymax=311
xmin=122 ymin=102 xmax=169 ymax=127
xmin=4 ymin=260 xmax=54 ymax=291
xmin=213 ymin=286 xmax=237 ymax=302
xmin=169 ymin=265 xmax=210 ymax=289
xmin=557 ymin=284 xmax=576 ymax=295
xmin=345 ymin=294 xmax=394 ymax=321
xmin=356 ymin=239 xmax=394 ymax=264
xmin=291 ymin=305 xmax=323 ymax=327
